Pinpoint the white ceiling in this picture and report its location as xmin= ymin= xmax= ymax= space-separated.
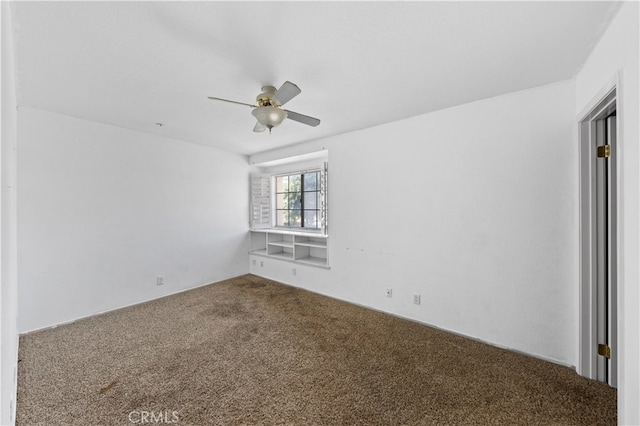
xmin=10 ymin=1 xmax=621 ymax=156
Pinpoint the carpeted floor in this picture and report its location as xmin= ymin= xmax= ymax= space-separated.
xmin=17 ymin=274 xmax=616 ymax=425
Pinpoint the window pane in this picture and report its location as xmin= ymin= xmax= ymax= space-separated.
xmin=276 ymin=176 xmax=288 ymax=193
xmin=276 ymin=193 xmax=287 ymax=209
xmin=303 ymin=172 xmax=318 ymax=191
xmin=303 ymin=211 xmax=319 ymax=229
xmin=289 ymin=192 xmax=301 ymax=210
xmin=304 ymin=191 xmax=317 ymax=209
xmin=276 ymin=210 xmax=288 ymax=227
xmin=288 ymin=175 xmax=301 ymax=192
xmin=289 ymin=209 xmax=301 ymax=227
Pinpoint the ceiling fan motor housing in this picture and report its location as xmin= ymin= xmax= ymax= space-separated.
xmin=256 ymin=86 xmax=278 ymax=107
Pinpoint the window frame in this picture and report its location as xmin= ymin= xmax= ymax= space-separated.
xmin=250 ymin=162 xmax=328 ymax=235
xmin=273 ymin=169 xmax=322 ymax=231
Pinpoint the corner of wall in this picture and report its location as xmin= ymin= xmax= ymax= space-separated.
xmin=2 ymin=2 xmax=23 ymax=424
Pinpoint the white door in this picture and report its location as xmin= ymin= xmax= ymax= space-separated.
xmin=595 ymin=114 xmax=617 ymax=388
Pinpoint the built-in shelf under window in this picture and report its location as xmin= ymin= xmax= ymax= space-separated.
xmin=250 ymin=229 xmax=329 ymax=268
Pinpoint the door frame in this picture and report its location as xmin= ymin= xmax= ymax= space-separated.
xmin=578 ymin=76 xmax=618 ymax=386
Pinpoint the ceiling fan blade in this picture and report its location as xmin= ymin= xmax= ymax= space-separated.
xmin=253 ymin=121 xmax=267 ymax=133
xmin=272 ymin=81 xmax=301 ymax=106
xmin=207 ymin=96 xmax=255 ymax=108
xmin=284 ymin=110 xmax=321 ymax=127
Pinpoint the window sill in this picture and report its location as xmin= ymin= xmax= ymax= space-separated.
xmin=250 ymin=228 xmax=327 ymax=238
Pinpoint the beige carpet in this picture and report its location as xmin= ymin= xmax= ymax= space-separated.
xmin=17 ymin=274 xmax=616 ymax=425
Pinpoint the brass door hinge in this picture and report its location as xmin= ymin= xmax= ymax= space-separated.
xmin=597 ymin=145 xmax=611 ymax=158
xmin=598 ymin=343 xmax=611 ymax=359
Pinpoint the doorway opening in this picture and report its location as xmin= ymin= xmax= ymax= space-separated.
xmin=578 ymin=86 xmax=617 ymax=388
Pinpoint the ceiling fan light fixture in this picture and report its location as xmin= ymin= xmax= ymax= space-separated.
xmin=252 ymin=106 xmax=288 ymax=129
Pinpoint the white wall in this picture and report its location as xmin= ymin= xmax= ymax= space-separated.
xmin=576 ymin=2 xmax=639 ymax=424
xmin=251 ymin=80 xmax=578 ymax=366
xmin=17 ymin=108 xmax=250 ymax=333
xmin=1 ymin=1 xmax=19 ymax=424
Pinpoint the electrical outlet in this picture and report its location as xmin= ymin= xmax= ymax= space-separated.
xmin=260 ymin=261 xmax=264 ymax=267
xmin=252 ymin=259 xmax=257 ymax=266
xmin=292 ymin=268 xmax=297 ymax=276
xmin=385 ymin=288 xmax=393 ymax=298
xmin=156 ymin=276 xmax=164 ymax=286
xmin=413 ymin=294 xmax=421 ymax=305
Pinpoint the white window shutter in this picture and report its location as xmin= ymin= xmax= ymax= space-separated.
xmin=320 ymin=162 xmax=328 ymax=235
xmin=250 ymin=174 xmax=271 ymax=229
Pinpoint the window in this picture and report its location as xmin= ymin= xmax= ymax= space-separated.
xmin=275 ymin=171 xmax=321 ymax=229
xmin=250 ymin=163 xmax=327 ymax=233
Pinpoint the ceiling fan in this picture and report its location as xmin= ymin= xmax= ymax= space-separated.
xmin=208 ymin=81 xmax=320 ymax=133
